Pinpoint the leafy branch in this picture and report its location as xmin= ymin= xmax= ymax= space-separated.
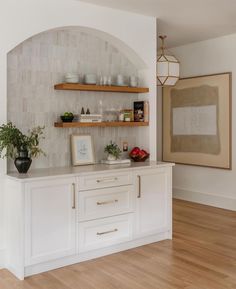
xmin=0 ymin=122 xmax=46 ymax=159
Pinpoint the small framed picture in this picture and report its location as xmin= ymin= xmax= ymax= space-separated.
xmin=71 ymin=134 xmax=95 ymax=166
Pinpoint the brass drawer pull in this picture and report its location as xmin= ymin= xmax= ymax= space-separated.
xmin=137 ymin=175 xmax=141 ymax=198
xmin=96 ymin=177 xmax=118 ymax=183
xmin=72 ymin=183 xmax=76 ymax=209
xmin=97 ymin=228 xmax=118 ymax=236
xmin=97 ymin=199 xmax=118 ymax=206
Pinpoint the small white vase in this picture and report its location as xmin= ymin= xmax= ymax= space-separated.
xmin=107 ymin=154 xmax=117 ymax=161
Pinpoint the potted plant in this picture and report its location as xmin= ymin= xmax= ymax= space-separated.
xmin=104 ymin=141 xmax=122 ymax=161
xmin=0 ymin=122 xmax=45 ymax=173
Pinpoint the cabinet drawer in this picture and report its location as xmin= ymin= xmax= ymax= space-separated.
xmin=78 ymin=214 xmax=133 ymax=252
xmin=79 ymin=185 xmax=134 ymax=221
xmin=79 ymin=172 xmax=133 ymax=191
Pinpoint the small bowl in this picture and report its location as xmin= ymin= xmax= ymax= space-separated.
xmin=60 ymin=115 xmax=74 ymax=123
xmin=129 ymin=153 xmax=150 ymax=162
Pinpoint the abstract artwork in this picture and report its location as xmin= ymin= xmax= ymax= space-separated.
xmin=162 ymin=73 xmax=231 ymax=169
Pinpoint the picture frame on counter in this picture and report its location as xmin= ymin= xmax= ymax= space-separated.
xmin=71 ymin=134 xmax=95 ymax=166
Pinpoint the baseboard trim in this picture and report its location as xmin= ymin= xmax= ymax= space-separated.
xmin=173 ymin=188 xmax=236 ymax=211
xmin=0 ymin=248 xmax=5 ymax=269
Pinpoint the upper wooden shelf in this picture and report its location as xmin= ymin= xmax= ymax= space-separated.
xmin=54 ymin=83 xmax=149 ymax=93
xmin=54 ymin=121 xmax=149 ymax=128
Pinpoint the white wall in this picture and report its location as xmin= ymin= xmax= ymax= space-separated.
xmin=170 ymin=34 xmax=236 ymax=210
xmin=0 ymin=0 xmax=157 ymax=268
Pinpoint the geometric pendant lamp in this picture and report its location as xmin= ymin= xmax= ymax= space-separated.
xmin=157 ymin=35 xmax=180 ymax=86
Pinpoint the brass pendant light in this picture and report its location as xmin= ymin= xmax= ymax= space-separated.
xmin=157 ymin=35 xmax=180 ymax=86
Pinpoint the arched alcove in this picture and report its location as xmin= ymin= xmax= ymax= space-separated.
xmin=7 ymin=26 xmax=149 ymax=170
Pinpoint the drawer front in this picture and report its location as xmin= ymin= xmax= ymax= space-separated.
xmin=79 ymin=185 xmax=134 ymax=221
xmin=78 ymin=214 xmax=133 ymax=252
xmin=79 ymin=172 xmax=133 ymax=191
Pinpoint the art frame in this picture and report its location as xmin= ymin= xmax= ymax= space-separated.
xmin=71 ymin=134 xmax=95 ymax=166
xmin=162 ymin=72 xmax=232 ymax=169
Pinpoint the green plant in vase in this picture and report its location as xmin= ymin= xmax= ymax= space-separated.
xmin=0 ymin=122 xmax=45 ymax=173
xmin=104 ymin=141 xmax=122 ymax=161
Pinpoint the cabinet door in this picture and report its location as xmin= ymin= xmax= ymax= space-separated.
xmin=25 ymin=178 xmax=77 ymax=266
xmin=134 ymin=168 xmax=172 ymax=238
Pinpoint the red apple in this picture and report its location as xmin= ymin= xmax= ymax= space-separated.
xmin=141 ymin=149 xmax=149 ymax=156
xmin=138 ymin=150 xmax=147 ymax=158
xmin=130 ymin=147 xmax=140 ymax=156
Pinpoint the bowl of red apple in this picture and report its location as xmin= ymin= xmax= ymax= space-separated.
xmin=129 ymin=147 xmax=150 ymax=162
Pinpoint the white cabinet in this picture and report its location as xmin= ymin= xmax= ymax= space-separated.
xmin=25 ymin=178 xmax=77 ymax=265
xmin=134 ymin=167 xmax=172 ymax=238
xmin=6 ymin=162 xmax=173 ymax=279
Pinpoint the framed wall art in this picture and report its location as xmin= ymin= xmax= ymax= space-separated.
xmin=71 ymin=134 xmax=95 ymax=166
xmin=162 ymin=72 xmax=232 ymax=169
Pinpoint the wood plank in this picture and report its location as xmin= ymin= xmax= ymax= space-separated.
xmin=54 ymin=121 xmax=149 ymax=128
xmin=2 ymin=200 xmax=236 ymax=289
xmin=54 ymin=83 xmax=149 ymax=93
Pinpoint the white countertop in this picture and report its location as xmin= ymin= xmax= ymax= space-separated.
xmin=6 ymin=161 xmax=174 ymax=182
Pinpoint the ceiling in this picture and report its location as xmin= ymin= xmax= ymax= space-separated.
xmin=78 ymin=0 xmax=236 ymax=48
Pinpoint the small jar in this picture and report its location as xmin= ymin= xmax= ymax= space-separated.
xmin=119 ymin=112 xmax=124 ymax=122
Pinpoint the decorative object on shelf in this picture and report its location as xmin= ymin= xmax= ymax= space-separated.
xmin=123 ymin=109 xmax=134 ymax=122
xmin=118 ymin=111 xmax=125 ymax=122
xmin=134 ymin=101 xmax=144 ymax=122
xmin=81 ymin=107 xmax=85 ymax=114
xmin=163 ymin=72 xmax=232 ymax=169
xmin=71 ymin=134 xmax=95 ymax=166
xmin=144 ymin=101 xmax=149 ymax=122
xmin=107 ymin=76 xmax=112 ymax=86
xmin=129 ymin=147 xmax=150 ymax=162
xmin=0 ymin=122 xmax=45 ymax=173
xmin=79 ymin=114 xmax=102 ymax=123
xmin=157 ymin=35 xmax=180 ymax=86
xmin=86 ymin=108 xmax=90 ymax=115
xmin=84 ymin=74 xmax=97 ymax=85
xmin=64 ymin=73 xmax=79 ymax=83
xmin=116 ymin=74 xmax=127 ymax=86
xmin=104 ymin=141 xmax=122 ymax=161
xmin=60 ymin=112 xmax=74 ymax=122
xmin=129 ymin=76 xmax=139 ymax=87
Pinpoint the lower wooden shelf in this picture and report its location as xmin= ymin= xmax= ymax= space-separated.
xmin=54 ymin=121 xmax=149 ymax=128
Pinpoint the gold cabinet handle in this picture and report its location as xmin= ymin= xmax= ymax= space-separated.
xmin=96 ymin=177 xmax=118 ymax=183
xmin=97 ymin=228 xmax=118 ymax=236
xmin=97 ymin=199 xmax=118 ymax=206
xmin=72 ymin=183 xmax=76 ymax=209
xmin=137 ymin=175 xmax=141 ymax=198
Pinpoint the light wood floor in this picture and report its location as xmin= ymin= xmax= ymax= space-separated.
xmin=1 ymin=199 xmax=236 ymax=289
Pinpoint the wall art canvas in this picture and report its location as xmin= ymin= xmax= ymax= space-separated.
xmin=162 ymin=73 xmax=231 ymax=169
xmin=71 ymin=135 xmax=95 ymax=166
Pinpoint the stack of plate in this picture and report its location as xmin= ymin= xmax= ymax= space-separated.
xmin=65 ymin=73 xmax=79 ymax=83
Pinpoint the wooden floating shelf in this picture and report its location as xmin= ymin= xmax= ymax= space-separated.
xmin=54 ymin=122 xmax=149 ymax=128
xmin=54 ymin=83 xmax=149 ymax=94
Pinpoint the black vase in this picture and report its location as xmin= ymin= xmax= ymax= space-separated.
xmin=14 ymin=151 xmax=32 ymax=174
